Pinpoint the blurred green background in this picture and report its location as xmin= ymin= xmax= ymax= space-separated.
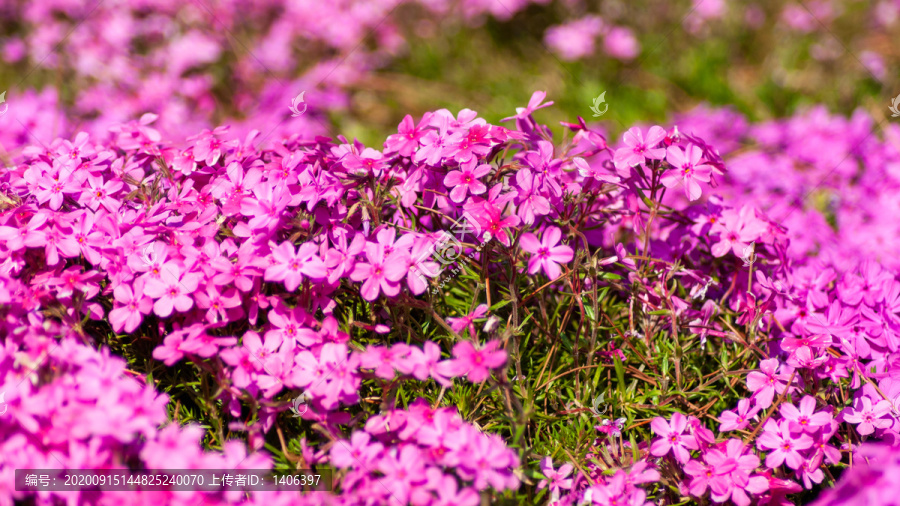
xmin=338 ymin=0 xmax=897 ymax=146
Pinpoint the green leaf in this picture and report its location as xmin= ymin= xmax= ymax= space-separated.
xmin=490 ymin=299 xmax=513 ymax=312
xmin=614 ymin=356 xmax=626 ymax=397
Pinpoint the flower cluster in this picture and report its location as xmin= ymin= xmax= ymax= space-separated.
xmin=5 ymin=77 xmax=900 ymax=506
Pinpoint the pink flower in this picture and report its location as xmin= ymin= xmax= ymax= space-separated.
xmin=377 ymin=445 xmax=428 ymax=504
xmin=438 ymin=340 xmax=507 ymax=383
xmin=710 ymin=206 xmax=768 ymax=258
xmin=331 ymin=431 xmax=383 ymax=469
xmin=746 ymin=358 xmax=792 ymax=409
xmin=502 ymin=90 xmax=554 ymax=122
xmin=537 ymin=457 xmax=574 ymax=500
xmin=109 ymin=281 xmax=153 ymax=333
xmin=430 ymin=469 xmax=480 ymax=506
xmin=466 ymin=197 xmax=521 ymax=247
xmin=757 ymin=420 xmax=814 ymax=469
xmin=603 ymin=26 xmax=640 ymax=60
xmin=544 ymin=16 xmax=604 ymax=61
xmin=688 ymin=439 xmax=769 ymax=506
xmin=447 ymin=304 xmax=488 ymax=338
xmin=520 ymin=226 xmax=574 ymax=279
xmin=384 ymin=114 xmax=427 ymax=157
xmin=82 ymin=175 xmax=123 ymax=212
xmin=613 ymin=126 xmax=667 ymax=171
xmin=264 ymin=241 xmax=327 ymax=291
xmin=350 ymin=241 xmax=404 ymax=301
xmin=444 ymin=163 xmax=491 ymax=203
xmin=396 ymin=341 xmax=450 ymax=386
xmin=649 ymin=412 xmax=699 ymax=463
xmin=142 ymin=264 xmax=201 ymax=317
xmin=661 ymin=144 xmax=713 ymax=201
xmin=780 ymin=395 xmax=832 ymax=433
xmin=719 ymin=399 xmax=761 ymax=432
xmin=359 ymin=344 xmax=410 ymax=380
xmin=842 ymin=396 xmax=893 ymax=435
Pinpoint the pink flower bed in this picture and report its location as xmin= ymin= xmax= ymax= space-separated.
xmin=1 ymin=84 xmax=900 ymax=505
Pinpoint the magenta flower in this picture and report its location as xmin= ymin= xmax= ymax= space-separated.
xmin=520 ymin=226 xmax=574 ymax=279
xmin=757 ymin=420 xmax=814 ymax=469
xmin=377 ymin=445 xmax=428 ymax=505
xmin=444 ymin=163 xmax=491 ymax=203
xmin=513 ymin=168 xmax=552 ymax=225
xmin=178 ymin=327 xmax=237 ymax=359
xmin=683 ymin=458 xmax=719 ymax=498
xmin=0 ymin=213 xmax=48 ymax=253
xmin=143 ymin=264 xmax=201 ymax=317
xmin=325 ymin=232 xmax=366 ymax=284
xmin=341 ymin=147 xmax=387 ymax=176
xmin=33 ymin=170 xmax=81 ymax=210
xmin=82 ymin=175 xmax=123 ymax=212
xmin=688 ymin=439 xmax=769 ymax=506
xmin=349 ymin=242 xmax=404 ymax=301
xmin=719 ymin=399 xmax=761 ymax=432
xmin=780 ymin=395 xmax=832 ymax=432
xmin=331 ymin=431 xmax=383 ymax=469
xmin=461 ymin=431 xmax=520 ymax=491
xmin=385 ymin=114 xmax=427 ymax=157
xmin=842 ymin=396 xmax=893 ymax=435
xmin=195 ymin=284 xmax=243 ymax=324
xmin=438 ymin=340 xmax=507 ymax=383
xmin=537 ymin=457 xmax=574 ymax=501
xmin=359 ymin=344 xmax=410 ymax=380
xmin=710 ymin=206 xmax=767 ymax=258
xmin=390 ymin=235 xmax=441 ymax=295
xmin=240 ymin=181 xmax=291 ymax=231
xmin=264 ymin=241 xmax=327 ymax=291
xmin=220 ymin=343 xmax=279 ymax=395
xmin=67 ymin=210 xmax=107 ymax=265
xmin=501 ymin=90 xmax=554 ymax=122
xmin=613 ymin=126 xmax=667 ymax=171
xmin=467 ymin=200 xmax=521 ymax=247
xmin=152 ymin=331 xmax=189 ymax=366
xmin=447 ymin=304 xmax=489 ymax=337
xmin=604 ymin=26 xmax=640 ymax=60
xmin=661 ymin=144 xmax=713 ymax=201
xmin=649 ymin=412 xmax=699 ymax=464
xmin=109 ymin=281 xmax=153 ymax=333
xmin=746 ymin=358 xmax=792 ymax=409
xmin=430 ymin=470 xmax=480 ymax=506
xmin=213 ymin=248 xmax=261 ymax=292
